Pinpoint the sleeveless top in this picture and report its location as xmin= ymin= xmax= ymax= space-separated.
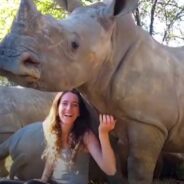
xmin=50 ymin=140 xmax=90 ymax=184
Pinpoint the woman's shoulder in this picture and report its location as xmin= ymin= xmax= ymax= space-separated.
xmin=83 ymin=129 xmax=95 ymax=139
xmin=83 ymin=130 xmax=98 ymax=146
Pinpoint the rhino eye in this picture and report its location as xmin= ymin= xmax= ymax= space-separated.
xmin=71 ymin=41 xmax=79 ymax=50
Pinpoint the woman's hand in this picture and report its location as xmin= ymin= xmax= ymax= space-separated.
xmin=99 ymin=114 xmax=116 ymax=135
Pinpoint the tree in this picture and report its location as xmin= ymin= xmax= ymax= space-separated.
xmin=134 ymin=0 xmax=184 ymax=46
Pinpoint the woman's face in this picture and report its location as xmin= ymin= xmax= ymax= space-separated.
xmin=58 ymin=92 xmax=80 ymax=127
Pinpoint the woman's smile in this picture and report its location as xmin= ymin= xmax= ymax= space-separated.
xmin=58 ymin=92 xmax=80 ymax=125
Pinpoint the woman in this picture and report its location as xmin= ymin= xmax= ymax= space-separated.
xmin=0 ymin=89 xmax=117 ymax=184
xmin=40 ymin=89 xmax=117 ymax=184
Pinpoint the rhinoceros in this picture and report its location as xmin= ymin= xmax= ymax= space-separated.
xmin=0 ymin=0 xmax=184 ymax=183
xmin=0 ymin=122 xmax=45 ymax=180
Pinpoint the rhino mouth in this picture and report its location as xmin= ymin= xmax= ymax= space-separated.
xmin=0 ymin=69 xmax=40 ymax=88
xmin=0 ymin=52 xmax=41 ymax=87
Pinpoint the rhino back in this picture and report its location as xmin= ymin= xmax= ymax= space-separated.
xmin=0 ymin=86 xmax=55 ymax=144
xmin=11 ymin=122 xmax=45 ymax=179
xmin=9 ymin=122 xmax=44 ymax=158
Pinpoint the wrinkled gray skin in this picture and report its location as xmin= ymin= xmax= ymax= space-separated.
xmin=0 ymin=122 xmax=45 ymax=180
xmin=0 ymin=0 xmax=184 ymax=183
xmin=0 ymin=86 xmax=55 ymax=177
xmin=0 ymin=86 xmax=55 ymax=143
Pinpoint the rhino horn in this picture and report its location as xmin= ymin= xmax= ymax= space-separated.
xmin=105 ymin=0 xmax=138 ymax=16
xmin=53 ymin=0 xmax=83 ymax=12
xmin=15 ymin=0 xmax=38 ymax=24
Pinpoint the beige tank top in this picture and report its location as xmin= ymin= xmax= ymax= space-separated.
xmin=50 ymin=140 xmax=89 ymax=184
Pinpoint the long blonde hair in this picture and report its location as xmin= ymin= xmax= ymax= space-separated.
xmin=42 ymin=89 xmax=91 ymax=163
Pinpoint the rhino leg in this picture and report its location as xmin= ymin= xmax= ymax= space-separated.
xmin=0 ymin=160 xmax=9 ymax=177
xmin=0 ymin=137 xmax=10 ymax=177
xmin=10 ymin=154 xmax=27 ymax=179
xmin=127 ymin=121 xmax=166 ymax=184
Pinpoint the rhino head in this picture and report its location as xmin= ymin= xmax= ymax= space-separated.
xmin=0 ymin=0 xmax=137 ymax=91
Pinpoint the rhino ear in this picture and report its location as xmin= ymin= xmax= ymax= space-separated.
xmin=53 ymin=0 xmax=83 ymax=12
xmin=16 ymin=0 xmax=38 ymax=23
xmin=104 ymin=0 xmax=138 ymax=16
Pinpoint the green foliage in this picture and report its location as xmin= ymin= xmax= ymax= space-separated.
xmin=135 ymin=0 xmax=184 ymax=46
xmin=34 ymin=0 xmax=67 ymax=19
xmin=0 ymin=0 xmax=19 ymax=40
xmin=0 ymin=76 xmax=12 ymax=86
xmin=0 ymin=0 xmax=66 ymax=41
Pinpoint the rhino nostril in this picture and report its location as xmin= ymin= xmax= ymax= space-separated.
xmin=23 ymin=57 xmax=40 ymax=67
xmin=20 ymin=52 xmax=40 ymax=68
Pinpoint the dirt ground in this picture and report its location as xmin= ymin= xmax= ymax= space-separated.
xmin=0 ymin=177 xmax=184 ymax=184
xmin=88 ymin=180 xmax=184 ymax=184
xmin=1 ymin=157 xmax=184 ymax=184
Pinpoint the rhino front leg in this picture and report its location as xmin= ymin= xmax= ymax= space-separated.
xmin=10 ymin=154 xmax=27 ymax=179
xmin=128 ymin=121 xmax=166 ymax=184
xmin=0 ymin=160 xmax=9 ymax=177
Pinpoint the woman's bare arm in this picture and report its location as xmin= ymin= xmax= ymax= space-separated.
xmin=41 ymin=159 xmax=54 ymax=182
xmin=84 ymin=114 xmax=116 ymax=175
